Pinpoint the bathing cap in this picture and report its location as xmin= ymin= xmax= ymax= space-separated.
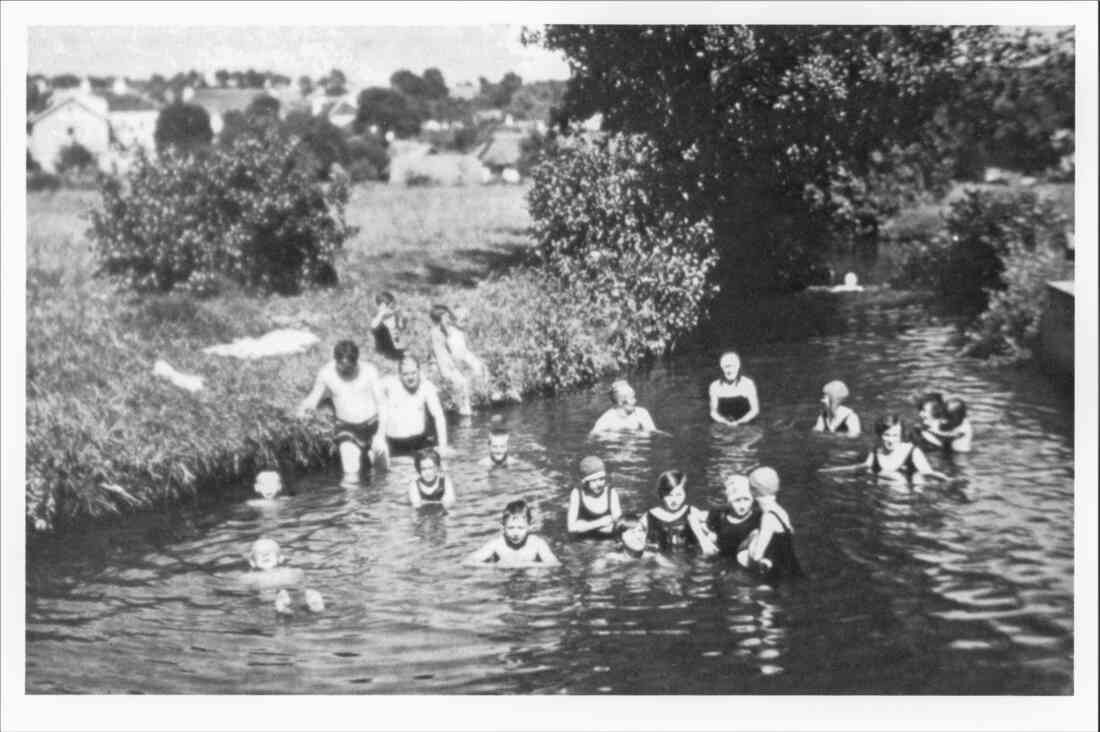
xmin=748 ymin=466 xmax=780 ymax=496
xmin=579 ymin=455 xmax=606 ymax=481
xmin=610 ymin=379 xmax=634 ymax=400
xmin=723 ymin=474 xmax=751 ymax=494
xmin=251 ymin=537 xmax=280 ymax=556
xmin=823 ymin=380 xmax=849 ymax=402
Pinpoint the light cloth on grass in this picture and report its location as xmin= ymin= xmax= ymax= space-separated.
xmin=152 ymin=359 xmax=204 ymax=392
xmin=203 ymin=329 xmax=319 ymax=359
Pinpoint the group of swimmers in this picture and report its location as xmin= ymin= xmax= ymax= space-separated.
xmin=248 ymin=306 xmax=974 ymax=612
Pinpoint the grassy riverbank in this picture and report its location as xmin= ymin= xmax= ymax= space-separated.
xmin=26 ymin=183 xmax=640 ymax=530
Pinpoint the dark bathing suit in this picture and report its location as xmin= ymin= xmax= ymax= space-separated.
xmin=706 ymin=506 xmax=762 ymax=558
xmin=870 ymin=444 xmax=918 ymax=477
xmin=372 ymin=321 xmax=406 ymax=361
xmin=716 ymin=379 xmax=751 ymax=421
xmin=416 ymin=476 xmax=447 ymax=503
xmin=572 ymin=488 xmax=616 ymax=539
xmin=759 ymin=510 xmax=804 ymax=581
xmin=334 ymin=416 xmax=379 ymax=450
xmin=646 ymin=506 xmax=697 ymax=551
xmin=387 ymin=432 xmax=436 ymax=457
xmin=820 ymin=408 xmax=852 ymax=434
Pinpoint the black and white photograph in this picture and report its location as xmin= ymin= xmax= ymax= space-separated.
xmin=2 ymin=2 xmax=1096 ymax=730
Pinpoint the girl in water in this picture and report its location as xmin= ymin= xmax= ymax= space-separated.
xmin=744 ymin=467 xmax=803 ymax=580
xmin=701 ymin=474 xmax=762 ymax=561
xmin=566 ymin=455 xmax=623 ymax=538
xmin=708 ymin=351 xmax=760 ymax=426
xmin=812 ymin=380 xmax=861 ymax=436
xmin=919 ymin=397 xmax=974 ymax=453
xmin=643 ymin=470 xmax=715 ymax=553
xmin=821 ymin=414 xmax=951 ymax=483
xmin=594 ymin=515 xmax=675 ymax=568
xmin=407 ymin=448 xmax=456 ymax=509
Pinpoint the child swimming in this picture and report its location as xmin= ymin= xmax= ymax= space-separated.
xmin=464 ymin=500 xmax=561 ymax=567
xmin=643 ymin=470 xmax=715 ymax=553
xmin=253 ymin=470 xmax=283 ymax=500
xmin=593 ymin=515 xmax=675 ymax=569
xmin=920 ymin=397 xmax=973 ymax=453
xmin=408 ymin=448 xmax=455 ymax=509
xmin=701 ymin=474 xmax=762 ymax=561
xmin=812 ymin=380 xmax=861 ymax=436
xmin=708 ymin=351 xmax=760 ymax=426
xmin=590 ymin=380 xmax=660 ymax=434
xmin=478 ymin=427 xmax=518 ymax=468
xmin=744 ymin=467 xmax=803 ymax=580
xmin=566 ymin=455 xmax=623 ymax=538
xmin=239 ymin=538 xmax=324 ymax=614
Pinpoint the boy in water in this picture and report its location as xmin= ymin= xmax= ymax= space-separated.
xmin=297 ymin=340 xmax=389 ymax=480
xmin=253 ymin=471 xmax=283 ymax=500
xmin=478 ymin=427 xmax=518 ymax=468
xmin=595 ymin=516 xmax=674 ymax=568
xmin=239 ymin=538 xmax=325 ymax=614
xmin=464 ymin=500 xmax=561 ymax=567
xmin=591 ymin=380 xmax=659 ymax=434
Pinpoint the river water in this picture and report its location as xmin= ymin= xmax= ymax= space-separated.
xmin=25 ymin=292 xmax=1075 ymax=694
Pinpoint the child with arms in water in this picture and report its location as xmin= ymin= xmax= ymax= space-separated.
xmin=408 ymin=448 xmax=455 ymax=509
xmin=566 ymin=456 xmax=623 ymax=538
xmin=239 ymin=538 xmax=324 ymax=614
xmin=464 ymin=500 xmax=561 ymax=567
xmin=701 ymin=474 xmax=762 ymax=562
xmin=594 ymin=515 xmax=675 ymax=569
xmin=821 ymin=414 xmax=951 ymax=483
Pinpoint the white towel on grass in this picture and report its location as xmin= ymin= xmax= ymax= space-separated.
xmin=202 ymin=329 xmax=319 ymax=359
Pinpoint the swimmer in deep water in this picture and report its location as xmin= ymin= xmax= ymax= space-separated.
xmin=239 ymin=538 xmax=324 ymax=614
xmin=743 ymin=467 xmax=804 ymax=580
xmin=593 ymin=515 xmax=675 ymax=569
xmin=920 ymin=397 xmax=974 ymax=453
xmin=253 ymin=471 xmax=283 ymax=500
xmin=643 ymin=470 xmax=717 ymax=554
xmin=699 ymin=474 xmax=762 ymax=563
xmin=464 ymin=499 xmax=561 ymax=567
xmin=478 ymin=427 xmax=519 ymax=468
xmin=915 ymin=392 xmax=947 ymax=450
xmin=812 ymin=380 xmax=861 ymax=436
xmin=566 ymin=455 xmax=623 ymax=538
xmin=296 ymin=340 xmax=389 ymax=479
xmin=820 ymin=414 xmax=952 ymax=483
xmin=590 ymin=380 xmax=661 ymax=434
xmin=408 ymin=448 xmax=456 ymax=509
xmin=708 ymin=351 xmax=760 ymax=426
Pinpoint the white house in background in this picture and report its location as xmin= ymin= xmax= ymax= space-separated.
xmin=451 ymin=81 xmax=478 ymax=101
xmin=28 ymin=85 xmax=159 ymax=173
xmin=307 ymin=93 xmax=358 ymax=129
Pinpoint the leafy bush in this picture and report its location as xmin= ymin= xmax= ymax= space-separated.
xmin=893 ymin=188 xmax=1068 ymax=313
xmin=155 ymin=102 xmax=214 ymax=152
xmin=346 ymin=134 xmax=389 ymax=181
xmin=528 ymin=133 xmax=718 ymax=359
xmin=55 ymin=142 xmax=95 ymax=173
xmin=89 ymin=126 xmax=356 ymax=296
xmin=962 ymin=237 xmax=1073 ymax=360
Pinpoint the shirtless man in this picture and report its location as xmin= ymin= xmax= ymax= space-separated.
xmin=382 ymin=355 xmax=453 ymax=458
xmin=296 ymin=340 xmax=388 ymax=478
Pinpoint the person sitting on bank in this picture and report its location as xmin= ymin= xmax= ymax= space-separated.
xmin=812 ymin=380 xmax=861 ymax=436
xmin=370 ymin=291 xmax=408 ymax=362
xmin=382 ymin=355 xmax=453 ymax=459
xmin=591 ymin=380 xmax=659 ymax=434
xmin=709 ymin=351 xmax=760 ymax=426
xmin=429 ymin=304 xmax=487 ymax=417
xmin=296 ymin=340 xmax=388 ymax=480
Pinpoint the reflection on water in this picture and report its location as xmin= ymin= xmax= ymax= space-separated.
xmin=26 ymin=296 xmax=1074 ymax=693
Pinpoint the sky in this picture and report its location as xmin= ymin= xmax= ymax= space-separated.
xmin=28 ymin=25 xmax=572 ymax=88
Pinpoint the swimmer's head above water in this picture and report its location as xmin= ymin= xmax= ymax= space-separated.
xmin=488 ymin=427 xmax=510 ymax=463
xmin=609 ymin=380 xmax=637 ymax=412
xmin=579 ymin=455 xmax=608 ymax=495
xmin=248 ymin=538 xmax=284 ymax=572
xmin=414 ymin=448 xmax=441 ymax=482
xmin=723 ymin=474 xmax=754 ymax=517
xmin=656 ymin=470 xmax=688 ymax=512
xmin=253 ymin=471 xmax=283 ymax=500
xmin=398 ymin=355 xmax=421 ymax=392
xmin=616 ymin=515 xmax=648 ymax=555
xmin=501 ymin=499 xmax=533 ymax=548
xmin=719 ymin=351 xmax=742 ymax=382
xmin=874 ymin=414 xmax=906 ymax=451
xmin=821 ymin=380 xmax=850 ymax=410
xmin=748 ymin=466 xmax=781 ymax=499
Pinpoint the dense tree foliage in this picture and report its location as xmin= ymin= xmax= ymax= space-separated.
xmin=528 ymin=25 xmax=1061 ymax=291
xmin=355 ymin=87 xmax=423 ymax=138
xmin=154 ymin=102 xmax=214 ymax=153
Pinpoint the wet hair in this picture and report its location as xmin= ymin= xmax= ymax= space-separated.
xmin=874 ymin=414 xmax=905 ymax=436
xmin=414 ymin=448 xmax=441 ymax=471
xmin=429 ymin=304 xmax=454 ymax=324
xmin=502 ymin=499 xmax=532 ymax=525
xmin=942 ymin=398 xmax=968 ymax=429
xmin=656 ymin=470 xmax=687 ymax=497
xmin=917 ymin=392 xmax=946 ymax=417
xmin=399 ymin=354 xmax=420 ymax=371
xmin=376 ymin=291 xmax=396 ymax=307
xmin=333 ymin=340 xmax=359 ymax=362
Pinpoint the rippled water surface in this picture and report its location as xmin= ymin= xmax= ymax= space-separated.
xmin=26 ymin=295 xmax=1074 ymax=694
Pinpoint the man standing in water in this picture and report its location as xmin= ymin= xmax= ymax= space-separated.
xmin=382 ymin=355 xmax=453 ymax=458
xmin=297 ymin=340 xmax=389 ymax=479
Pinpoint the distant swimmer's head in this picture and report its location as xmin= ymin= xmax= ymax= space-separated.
xmin=821 ymin=380 xmax=850 ymax=409
xmin=719 ymin=351 xmax=742 ymax=382
xmin=248 ymin=538 xmax=283 ymax=572
xmin=488 ymin=427 xmax=510 ymax=463
xmin=579 ymin=455 xmax=608 ymax=495
xmin=874 ymin=414 xmax=905 ymax=450
xmin=723 ymin=474 xmax=754 ymax=517
xmin=398 ymin=355 xmax=421 ymax=392
xmin=942 ymin=398 xmax=967 ymax=429
xmin=748 ymin=466 xmax=781 ymax=499
xmin=333 ymin=340 xmax=359 ymax=378
xmin=501 ymin=499 xmax=533 ymax=547
xmin=414 ymin=448 xmax=441 ymax=483
xmin=616 ymin=515 xmax=648 ymax=555
xmin=253 ymin=471 xmax=283 ymax=500
xmin=609 ymin=379 xmax=637 ymax=411
xmin=844 ymin=272 xmax=859 ymax=288
xmin=656 ymin=470 xmax=688 ymax=512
